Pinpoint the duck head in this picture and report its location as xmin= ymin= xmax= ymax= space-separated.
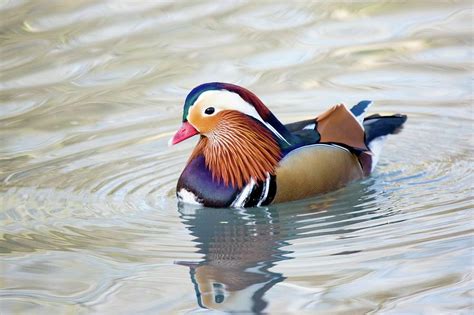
xmin=170 ymin=82 xmax=292 ymax=146
xmin=170 ymin=83 xmax=293 ymax=189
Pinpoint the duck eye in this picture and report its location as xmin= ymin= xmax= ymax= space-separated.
xmin=204 ymin=107 xmax=215 ymax=115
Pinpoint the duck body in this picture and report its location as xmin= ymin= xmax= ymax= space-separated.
xmin=171 ymin=82 xmax=407 ymax=208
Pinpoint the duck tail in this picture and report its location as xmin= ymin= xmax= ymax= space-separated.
xmin=363 ymin=113 xmax=408 ymax=171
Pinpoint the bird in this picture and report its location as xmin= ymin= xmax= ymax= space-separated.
xmin=170 ymin=82 xmax=407 ymax=208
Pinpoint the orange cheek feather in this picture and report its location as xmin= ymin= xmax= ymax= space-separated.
xmin=188 ymin=103 xmax=219 ymax=134
xmin=188 ymin=110 xmax=281 ymax=189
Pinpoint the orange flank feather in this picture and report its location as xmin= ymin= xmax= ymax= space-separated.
xmin=316 ymin=104 xmax=368 ymax=151
xmin=189 ymin=111 xmax=281 ymax=189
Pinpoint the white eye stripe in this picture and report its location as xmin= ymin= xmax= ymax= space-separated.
xmin=193 ymin=90 xmax=290 ymax=145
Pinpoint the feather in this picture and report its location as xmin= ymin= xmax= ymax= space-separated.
xmin=189 ymin=111 xmax=281 ymax=189
xmin=316 ymin=104 xmax=368 ymax=151
xmin=350 ymin=100 xmax=373 ymax=125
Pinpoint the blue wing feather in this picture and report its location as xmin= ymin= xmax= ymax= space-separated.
xmin=350 ymin=100 xmax=372 ymax=121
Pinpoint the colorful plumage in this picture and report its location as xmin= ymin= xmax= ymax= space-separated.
xmin=170 ymin=82 xmax=407 ymax=207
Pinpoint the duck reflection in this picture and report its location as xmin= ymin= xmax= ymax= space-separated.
xmin=176 ymin=180 xmax=395 ymax=313
xmin=176 ymin=206 xmax=291 ymax=313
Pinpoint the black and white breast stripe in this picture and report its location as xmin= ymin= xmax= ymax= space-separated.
xmin=230 ymin=173 xmax=276 ymax=207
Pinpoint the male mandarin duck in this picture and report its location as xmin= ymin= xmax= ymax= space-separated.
xmin=170 ymin=82 xmax=406 ymax=208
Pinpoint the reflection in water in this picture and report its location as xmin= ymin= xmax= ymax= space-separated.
xmin=176 ymin=181 xmax=394 ymax=313
xmin=177 ymin=206 xmax=289 ymax=313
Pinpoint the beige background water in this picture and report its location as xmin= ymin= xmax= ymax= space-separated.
xmin=1 ymin=1 xmax=473 ymax=314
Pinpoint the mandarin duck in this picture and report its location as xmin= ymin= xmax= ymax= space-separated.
xmin=170 ymin=82 xmax=406 ymax=207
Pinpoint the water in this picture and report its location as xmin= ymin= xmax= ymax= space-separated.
xmin=1 ymin=1 xmax=473 ymax=314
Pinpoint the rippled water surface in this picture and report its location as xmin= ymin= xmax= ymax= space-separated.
xmin=1 ymin=1 xmax=473 ymax=314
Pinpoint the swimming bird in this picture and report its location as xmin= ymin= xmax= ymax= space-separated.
xmin=170 ymin=82 xmax=406 ymax=207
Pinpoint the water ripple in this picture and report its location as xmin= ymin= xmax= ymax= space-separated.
xmin=0 ymin=1 xmax=472 ymax=314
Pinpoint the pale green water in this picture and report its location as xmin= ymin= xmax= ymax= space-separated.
xmin=1 ymin=1 xmax=473 ymax=314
